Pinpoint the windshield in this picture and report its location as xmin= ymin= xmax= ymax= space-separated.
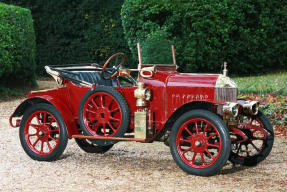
xmin=137 ymin=42 xmax=177 ymax=70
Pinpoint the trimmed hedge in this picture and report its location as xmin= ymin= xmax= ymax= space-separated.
xmin=0 ymin=2 xmax=36 ymax=86
xmin=121 ymin=0 xmax=287 ymax=75
xmin=3 ymin=0 xmax=134 ymax=74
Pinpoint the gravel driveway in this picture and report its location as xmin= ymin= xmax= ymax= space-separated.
xmin=0 ymin=81 xmax=287 ymax=191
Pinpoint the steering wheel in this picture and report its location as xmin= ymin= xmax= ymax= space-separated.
xmin=101 ymin=53 xmax=125 ymax=80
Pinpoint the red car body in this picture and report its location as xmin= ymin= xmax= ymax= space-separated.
xmin=13 ymin=69 xmax=223 ymax=138
xmin=9 ymin=45 xmax=274 ymax=176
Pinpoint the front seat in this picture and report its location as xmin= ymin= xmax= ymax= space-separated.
xmin=74 ymin=71 xmax=118 ymax=86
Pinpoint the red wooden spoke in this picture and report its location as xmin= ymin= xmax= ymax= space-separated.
xmin=110 ymin=117 xmax=120 ymax=122
xmin=93 ymin=123 xmax=100 ymax=132
xmin=110 ymin=108 xmax=119 ymax=113
xmin=184 ymin=126 xmax=193 ymax=136
xmin=29 ymin=123 xmax=39 ymax=129
xmin=43 ymin=112 xmax=47 ymax=125
xmin=32 ymin=138 xmax=40 ymax=147
xmin=36 ymin=115 xmax=41 ymax=125
xmin=103 ymin=123 xmax=106 ymax=136
xmin=86 ymin=109 xmax=96 ymax=114
xmin=250 ymin=142 xmax=260 ymax=152
xmin=49 ymin=128 xmax=60 ymax=132
xmin=195 ymin=120 xmax=199 ymax=134
xmin=28 ymin=133 xmax=37 ymax=137
xmin=244 ymin=144 xmax=250 ymax=157
xmin=47 ymin=118 xmax=56 ymax=127
xmin=205 ymin=149 xmax=215 ymax=160
xmin=91 ymin=98 xmax=99 ymax=108
xmin=180 ymin=138 xmax=191 ymax=143
xmin=40 ymin=141 xmax=44 ymax=153
xmin=182 ymin=146 xmax=193 ymax=154
xmin=206 ymin=133 xmax=218 ymax=140
xmin=208 ymin=143 xmax=219 ymax=148
xmin=251 ymin=129 xmax=257 ymax=134
xmin=203 ymin=123 xmax=209 ymax=135
xmin=49 ymin=136 xmax=57 ymax=142
xmin=200 ymin=152 xmax=205 ymax=165
xmin=100 ymin=94 xmax=104 ymax=107
xmin=191 ymin=152 xmax=197 ymax=163
xmin=252 ymin=137 xmax=265 ymax=140
xmin=236 ymin=143 xmax=242 ymax=154
xmin=47 ymin=141 xmax=52 ymax=151
xmin=106 ymin=96 xmax=113 ymax=110
xmin=108 ymin=122 xmax=116 ymax=132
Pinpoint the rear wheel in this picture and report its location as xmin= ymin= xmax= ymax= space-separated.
xmin=78 ymin=86 xmax=130 ymax=146
xmin=19 ymin=103 xmax=68 ymax=161
xmin=229 ymin=111 xmax=274 ymax=166
xmin=75 ymin=137 xmax=113 ymax=153
xmin=170 ymin=110 xmax=231 ymax=176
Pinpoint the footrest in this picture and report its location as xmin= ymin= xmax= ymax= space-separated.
xmin=72 ymin=134 xmax=146 ymax=142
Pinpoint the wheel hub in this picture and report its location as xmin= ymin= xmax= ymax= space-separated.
xmin=195 ymin=140 xmax=201 ymax=147
xmin=191 ymin=135 xmax=207 ymax=152
xmin=38 ymin=125 xmax=49 ymax=140
xmin=94 ymin=108 xmax=111 ymax=124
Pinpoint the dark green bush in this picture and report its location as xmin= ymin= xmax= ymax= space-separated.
xmin=121 ymin=0 xmax=287 ymax=75
xmin=2 ymin=0 xmax=134 ymax=74
xmin=141 ymin=30 xmax=173 ymax=64
xmin=0 ymin=2 xmax=36 ymax=86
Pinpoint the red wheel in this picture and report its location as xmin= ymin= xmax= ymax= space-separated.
xmin=79 ymin=86 xmax=130 ymax=146
xmin=19 ymin=104 xmax=68 ymax=161
xmin=170 ymin=110 xmax=230 ymax=176
xmin=83 ymin=92 xmax=122 ymax=136
xmin=229 ymin=111 xmax=274 ymax=166
xmin=176 ymin=118 xmax=222 ymax=169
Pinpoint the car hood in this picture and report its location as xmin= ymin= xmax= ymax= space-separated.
xmin=167 ymin=73 xmax=220 ymax=88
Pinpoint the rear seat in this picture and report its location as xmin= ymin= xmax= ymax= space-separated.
xmin=73 ymin=72 xmax=118 ymax=86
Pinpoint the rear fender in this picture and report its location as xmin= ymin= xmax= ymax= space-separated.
xmin=9 ymin=97 xmax=78 ymax=138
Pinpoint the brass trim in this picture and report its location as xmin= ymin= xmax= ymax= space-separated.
xmin=134 ymin=111 xmax=147 ymax=139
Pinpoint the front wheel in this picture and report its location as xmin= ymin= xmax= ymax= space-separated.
xmin=19 ymin=103 xmax=68 ymax=161
xmin=170 ymin=110 xmax=231 ymax=176
xmin=229 ymin=111 xmax=274 ymax=166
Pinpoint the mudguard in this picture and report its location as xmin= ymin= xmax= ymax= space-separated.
xmin=9 ymin=96 xmax=79 ymax=138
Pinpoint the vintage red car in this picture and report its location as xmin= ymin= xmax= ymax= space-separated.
xmin=10 ymin=44 xmax=274 ymax=176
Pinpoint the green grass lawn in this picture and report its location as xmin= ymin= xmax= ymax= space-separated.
xmin=233 ymin=72 xmax=287 ymax=96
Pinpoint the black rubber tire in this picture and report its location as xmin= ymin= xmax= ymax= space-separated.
xmin=78 ymin=86 xmax=130 ymax=146
xmin=19 ymin=103 xmax=68 ymax=161
xmin=229 ymin=111 xmax=274 ymax=166
xmin=170 ymin=109 xmax=231 ymax=176
xmin=75 ymin=138 xmax=113 ymax=153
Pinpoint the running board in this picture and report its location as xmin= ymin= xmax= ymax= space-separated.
xmin=72 ymin=134 xmax=147 ymax=142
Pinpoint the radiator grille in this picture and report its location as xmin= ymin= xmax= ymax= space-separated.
xmin=215 ymin=87 xmax=237 ymax=102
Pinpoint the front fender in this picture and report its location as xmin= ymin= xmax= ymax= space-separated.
xmin=9 ymin=96 xmax=78 ymax=138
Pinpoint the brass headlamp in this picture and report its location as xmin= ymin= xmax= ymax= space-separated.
xmin=134 ymin=82 xmax=151 ymax=107
xmin=223 ymin=102 xmax=240 ymax=117
xmin=243 ymin=101 xmax=259 ymax=116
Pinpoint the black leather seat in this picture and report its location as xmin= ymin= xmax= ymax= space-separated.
xmin=74 ymin=72 xmax=118 ymax=86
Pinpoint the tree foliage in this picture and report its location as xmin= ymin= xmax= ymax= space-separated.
xmin=0 ymin=2 xmax=36 ymax=86
xmin=2 ymin=0 xmax=133 ymax=74
xmin=121 ymin=0 xmax=287 ymax=75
